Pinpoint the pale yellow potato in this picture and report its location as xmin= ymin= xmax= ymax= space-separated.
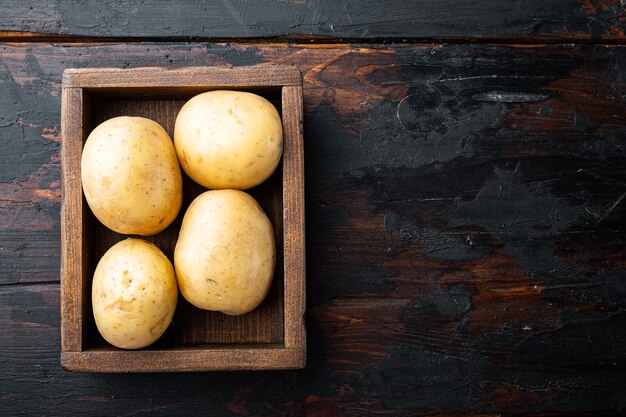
xmin=81 ymin=116 xmax=182 ymax=235
xmin=92 ymin=239 xmax=178 ymax=349
xmin=174 ymin=90 xmax=283 ymax=190
xmin=175 ymin=190 xmax=276 ymax=315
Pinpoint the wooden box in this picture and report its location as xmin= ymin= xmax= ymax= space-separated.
xmin=60 ymin=67 xmax=305 ymax=372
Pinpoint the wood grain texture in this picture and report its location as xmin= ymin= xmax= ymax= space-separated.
xmin=62 ymin=348 xmax=304 ymax=373
xmin=1 ymin=42 xmax=626 ymax=414
xmin=60 ymin=66 xmax=305 ymax=371
xmin=60 ymin=87 xmax=86 ymax=351
xmin=63 ymin=66 xmax=302 ymax=88
xmin=281 ymin=85 xmax=306 ymax=351
xmin=2 ymin=0 xmax=626 ymax=42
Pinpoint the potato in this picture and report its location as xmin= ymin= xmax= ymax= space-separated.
xmin=174 ymin=90 xmax=283 ymax=190
xmin=81 ymin=116 xmax=182 ymax=235
xmin=174 ymin=190 xmax=276 ymax=315
xmin=92 ymin=239 xmax=178 ymax=349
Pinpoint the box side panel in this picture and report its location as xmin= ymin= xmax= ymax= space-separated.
xmin=62 ymin=347 xmax=304 ymax=372
xmin=60 ymin=87 xmax=87 ymax=352
xmin=281 ymin=86 xmax=306 ymax=359
xmin=63 ymin=66 xmax=302 ymax=88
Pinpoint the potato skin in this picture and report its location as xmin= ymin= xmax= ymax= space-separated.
xmin=92 ymin=239 xmax=178 ymax=349
xmin=81 ymin=116 xmax=182 ymax=236
xmin=174 ymin=190 xmax=276 ymax=315
xmin=174 ymin=90 xmax=283 ymax=190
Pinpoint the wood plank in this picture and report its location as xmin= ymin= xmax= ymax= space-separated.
xmin=2 ymin=42 xmax=625 ymax=283
xmin=62 ymin=66 xmax=302 ymax=88
xmin=1 ymin=0 xmax=626 ymax=42
xmin=1 ymin=42 xmax=626 ymax=413
xmin=62 ymin=348 xmax=304 ymax=373
xmin=2 ymin=284 xmax=625 ymax=415
xmin=59 ymin=87 xmax=85 ymax=351
xmin=281 ymin=85 xmax=306 ymax=352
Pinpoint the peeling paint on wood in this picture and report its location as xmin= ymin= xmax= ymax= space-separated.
xmin=0 ymin=41 xmax=625 ymax=415
xmin=1 ymin=0 xmax=626 ymax=41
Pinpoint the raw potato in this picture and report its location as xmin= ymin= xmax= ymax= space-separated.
xmin=174 ymin=90 xmax=283 ymax=190
xmin=81 ymin=116 xmax=182 ymax=235
xmin=175 ymin=190 xmax=276 ymax=315
xmin=92 ymin=239 xmax=178 ymax=349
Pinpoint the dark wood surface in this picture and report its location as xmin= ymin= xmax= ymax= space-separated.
xmin=1 ymin=3 xmax=626 ymax=416
xmin=2 ymin=0 xmax=626 ymax=42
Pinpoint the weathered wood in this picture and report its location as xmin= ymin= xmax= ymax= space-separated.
xmin=62 ymin=348 xmax=305 ymax=373
xmin=62 ymin=66 xmax=302 ymax=88
xmin=2 ymin=284 xmax=625 ymax=415
xmin=281 ymin=85 xmax=306 ymax=352
xmin=1 ymin=41 xmax=626 ymax=413
xmin=60 ymin=86 xmax=87 ymax=352
xmin=60 ymin=66 xmax=305 ymax=371
xmin=1 ymin=0 xmax=626 ymax=42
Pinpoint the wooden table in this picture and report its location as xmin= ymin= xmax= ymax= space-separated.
xmin=1 ymin=1 xmax=625 ymax=415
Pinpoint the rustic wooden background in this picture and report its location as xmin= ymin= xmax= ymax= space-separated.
xmin=1 ymin=1 xmax=626 ymax=416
